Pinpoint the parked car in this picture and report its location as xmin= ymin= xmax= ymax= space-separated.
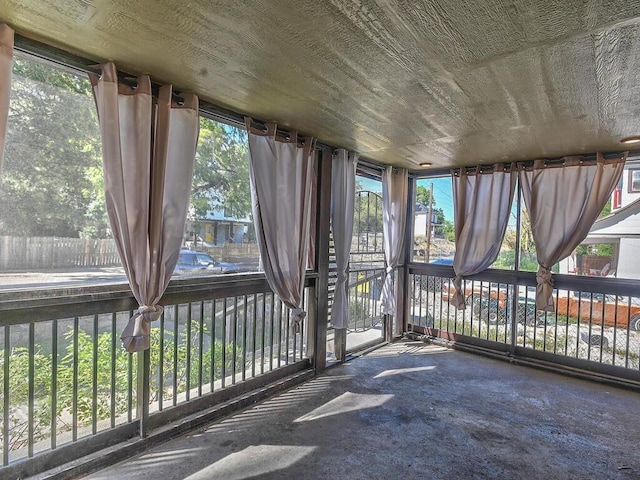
xmin=431 ymin=257 xmax=454 ymax=265
xmin=441 ymin=281 xmax=508 ymax=308
xmin=473 ymin=295 xmax=547 ymax=326
xmin=173 ymin=250 xmax=239 ymax=276
xmin=473 ymin=289 xmax=640 ymax=331
xmin=414 ymin=257 xmax=454 ymax=291
xmin=554 ymin=291 xmax=640 ymax=331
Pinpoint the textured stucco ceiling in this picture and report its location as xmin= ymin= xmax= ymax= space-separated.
xmin=1 ymin=0 xmax=640 ymax=170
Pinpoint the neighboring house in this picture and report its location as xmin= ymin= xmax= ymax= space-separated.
xmin=186 ymin=204 xmax=253 ymax=246
xmin=414 ymin=203 xmax=442 ymax=238
xmin=580 ymin=158 xmax=640 ymax=279
xmin=612 ymin=158 xmax=640 ymax=210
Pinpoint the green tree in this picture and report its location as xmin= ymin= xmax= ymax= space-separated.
xmin=191 ymin=119 xmax=251 ymax=219
xmin=354 ymin=191 xmax=383 ymax=235
xmin=415 ymin=185 xmax=433 ymax=206
xmin=415 ymin=184 xmax=445 ymax=224
xmin=0 ymin=57 xmax=105 ymax=237
xmin=443 ymin=220 xmax=455 ymax=242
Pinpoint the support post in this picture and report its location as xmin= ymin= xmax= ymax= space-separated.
xmin=312 ymin=147 xmax=332 ymax=371
xmin=510 ymin=176 xmax=522 ymax=354
xmin=394 ymin=176 xmax=415 ymax=337
xmin=334 ymin=328 xmax=347 ymax=363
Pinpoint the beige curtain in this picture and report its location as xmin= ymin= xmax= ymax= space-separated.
xmin=245 ymin=118 xmax=315 ymax=330
xmin=0 ymin=24 xmax=14 ymax=177
xmin=380 ymin=166 xmax=408 ymax=315
xmin=90 ymin=62 xmax=199 ymax=352
xmin=307 ymin=153 xmax=318 ymax=270
xmin=452 ymin=164 xmax=517 ymax=309
xmin=519 ymin=153 xmax=625 ymax=310
xmin=330 ymin=149 xmax=358 ymax=329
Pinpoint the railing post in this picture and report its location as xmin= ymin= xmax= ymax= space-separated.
xmin=510 ymin=179 xmax=523 ymax=354
xmin=136 ymin=349 xmax=150 ymax=438
xmin=312 ymin=147 xmax=333 ymax=371
xmin=334 ymin=328 xmax=346 ymax=362
xmin=306 ymin=283 xmax=317 ymax=361
xmin=394 ymin=176 xmax=415 ymax=337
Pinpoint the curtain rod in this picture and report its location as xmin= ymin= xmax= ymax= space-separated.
xmin=13 ymin=33 xmax=388 ymax=169
xmin=416 ymin=150 xmax=640 ymax=179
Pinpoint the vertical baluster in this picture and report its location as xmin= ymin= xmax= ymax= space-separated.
xmin=159 ymin=309 xmax=165 ymax=411
xmin=110 ymin=313 xmax=116 ymax=428
xmin=587 ymin=293 xmax=595 ymax=361
xmin=28 ymin=322 xmax=34 ymax=457
xmin=599 ymin=294 xmax=606 ymax=364
xmin=445 ymin=278 xmax=452 ymax=333
xmin=612 ymin=296 xmax=618 ymax=366
xmin=575 ymin=291 xmax=582 ymax=357
xmin=532 ymin=291 xmax=539 ymax=350
xmin=298 ymin=289 xmax=305 ymax=359
xmin=277 ymin=297 xmax=283 ymax=369
xmin=232 ymin=296 xmax=238 ymax=384
xmin=3 ymin=325 xmax=9 ymax=466
xmin=354 ymin=270 xmax=360 ymax=334
xmin=127 ymin=311 xmax=134 ymax=422
xmin=269 ymin=293 xmax=275 ymax=372
xmin=562 ymin=289 xmax=569 ymax=356
xmin=172 ymin=305 xmax=178 ymax=406
xmin=72 ymin=317 xmax=79 ymax=441
xmin=553 ymin=289 xmax=559 ymax=354
xmin=51 ymin=320 xmax=58 ymax=450
xmin=186 ymin=303 xmax=192 ymax=401
xmin=242 ymin=295 xmax=248 ymax=380
xmin=431 ymin=275 xmax=437 ymax=331
xmin=92 ymin=315 xmax=98 ymax=435
xmin=198 ymin=301 xmax=204 ymax=397
xmin=221 ymin=298 xmax=227 ymax=388
xmin=501 ymin=283 xmax=507 ymax=344
xmin=211 ymin=299 xmax=217 ymax=392
xmin=303 ymin=287 xmax=308 ymax=358
xmin=261 ymin=294 xmax=266 ymax=375
xmin=625 ymin=297 xmax=632 ymax=369
xmin=252 ymin=293 xmax=258 ymax=377
xmin=284 ymin=305 xmax=290 ymax=364
xmin=414 ymin=274 xmax=420 ymax=329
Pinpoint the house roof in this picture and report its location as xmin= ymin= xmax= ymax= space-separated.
xmin=2 ymin=1 xmax=639 ymax=170
xmin=587 ymin=198 xmax=640 ymax=239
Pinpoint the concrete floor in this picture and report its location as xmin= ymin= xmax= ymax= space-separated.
xmin=86 ymin=341 xmax=640 ymax=480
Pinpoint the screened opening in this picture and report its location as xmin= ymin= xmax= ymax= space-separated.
xmin=0 ymin=54 xmax=111 ymax=291
xmin=183 ymin=116 xmax=260 ymax=277
xmin=0 ymin=55 xmax=262 ymax=292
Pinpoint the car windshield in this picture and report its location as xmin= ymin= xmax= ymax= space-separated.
xmin=178 ymin=253 xmax=195 ymax=265
xmin=196 ymin=254 xmax=214 ymax=265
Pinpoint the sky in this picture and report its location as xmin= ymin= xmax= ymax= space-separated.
xmin=416 ymin=177 xmax=454 ymax=222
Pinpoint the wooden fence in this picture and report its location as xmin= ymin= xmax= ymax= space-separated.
xmin=0 ymin=236 xmax=120 ymax=270
xmin=200 ymin=243 xmax=261 ymax=262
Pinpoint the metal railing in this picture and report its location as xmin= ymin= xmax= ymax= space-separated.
xmin=327 ymin=266 xmax=386 ymax=357
xmin=409 ymin=264 xmax=640 ymax=382
xmin=347 ymin=268 xmax=385 ymax=333
xmin=344 ymin=267 xmax=386 ymax=352
xmin=0 ymin=275 xmax=313 ymax=476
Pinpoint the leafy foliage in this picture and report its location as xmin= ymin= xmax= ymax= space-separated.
xmin=1 ymin=322 xmax=245 ymax=453
xmin=191 ymin=119 xmax=251 ymax=219
xmin=0 ymin=58 xmax=105 ymax=237
xmin=1 ymin=57 xmax=253 ymax=241
xmin=415 ymin=184 xmax=445 ymax=224
xmin=354 ymin=191 xmax=383 ymax=235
